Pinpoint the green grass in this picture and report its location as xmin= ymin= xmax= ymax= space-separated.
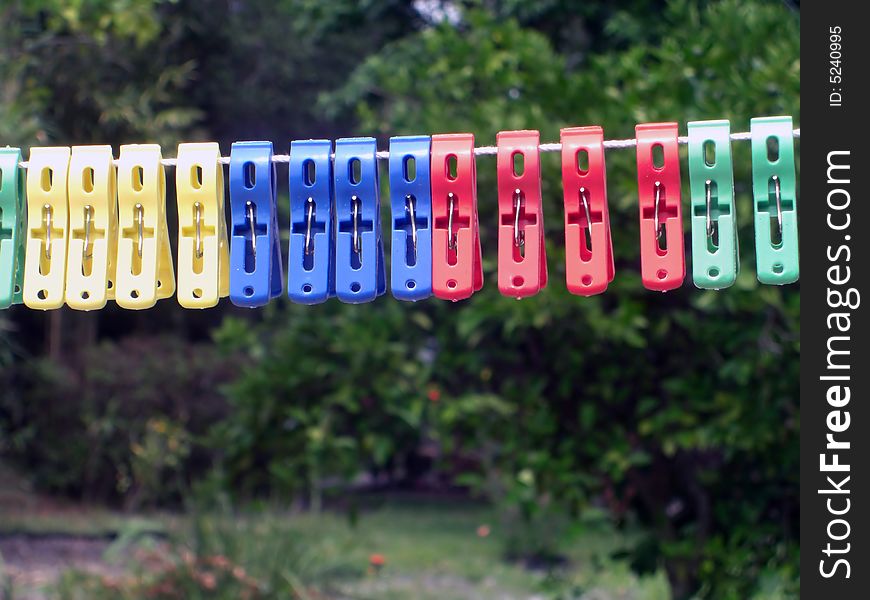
xmin=0 ymin=468 xmax=669 ymax=600
xmin=3 ymin=500 xmax=668 ymax=599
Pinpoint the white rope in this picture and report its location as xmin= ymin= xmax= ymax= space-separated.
xmin=15 ymin=128 xmax=800 ymax=169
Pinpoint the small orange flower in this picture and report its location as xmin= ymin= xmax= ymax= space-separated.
xmin=369 ymin=553 xmax=386 ymax=567
xmin=199 ymin=571 xmax=217 ymax=590
xmin=476 ymin=524 xmax=491 ymax=537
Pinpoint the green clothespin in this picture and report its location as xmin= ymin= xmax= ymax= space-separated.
xmin=0 ymin=147 xmax=27 ymax=308
xmin=687 ymin=120 xmax=738 ymax=289
xmin=751 ymin=116 xmax=798 ymax=284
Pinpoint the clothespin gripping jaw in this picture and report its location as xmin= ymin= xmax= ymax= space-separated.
xmin=496 ymin=129 xmax=547 ymax=298
xmin=687 ymin=120 xmax=738 ymax=289
xmin=751 ymin=116 xmax=799 ymax=284
xmin=0 ymin=147 xmax=27 ymax=308
xmin=229 ymin=141 xmax=283 ymax=307
xmin=175 ymin=142 xmax=230 ymax=308
xmin=115 ymin=144 xmax=175 ymax=309
xmin=635 ymin=122 xmax=685 ymax=292
xmin=430 ymin=133 xmax=483 ymax=301
xmin=389 ymin=135 xmax=432 ymax=301
xmin=23 ymin=147 xmax=71 ymax=309
xmin=288 ymin=139 xmax=335 ymax=304
xmin=334 ymin=137 xmax=385 ymax=304
xmin=560 ymin=126 xmax=614 ymax=296
xmin=65 ymin=145 xmax=118 ymax=310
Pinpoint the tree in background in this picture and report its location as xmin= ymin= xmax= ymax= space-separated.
xmin=233 ymin=1 xmax=799 ymax=597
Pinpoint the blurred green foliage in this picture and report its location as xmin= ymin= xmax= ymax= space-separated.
xmin=0 ymin=337 xmax=234 ymax=506
xmin=0 ymin=1 xmax=799 ymax=598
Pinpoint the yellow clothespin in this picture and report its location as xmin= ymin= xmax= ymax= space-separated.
xmin=115 ymin=145 xmax=175 ymax=309
xmin=175 ymin=142 xmax=229 ymax=308
xmin=65 ymin=146 xmax=118 ymax=310
xmin=23 ymin=147 xmax=70 ymax=309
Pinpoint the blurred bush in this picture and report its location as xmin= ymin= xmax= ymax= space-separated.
xmin=209 ymin=301 xmax=438 ymax=510
xmin=0 ymin=335 xmax=234 ymax=507
xmin=53 ymin=512 xmax=362 ymax=600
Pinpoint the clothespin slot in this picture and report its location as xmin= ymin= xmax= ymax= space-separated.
xmin=229 ymin=141 xmax=283 ymax=307
xmin=66 ymin=146 xmax=118 ymax=310
xmin=175 ymin=142 xmax=229 ymax=308
xmin=389 ymin=136 xmax=432 ymax=301
xmin=496 ymin=130 xmax=547 ymax=298
xmin=430 ymin=134 xmax=483 ymax=301
xmin=751 ymin=116 xmax=798 ymax=284
xmin=687 ymin=120 xmax=738 ymax=289
xmin=289 ymin=139 xmax=334 ymax=304
xmin=23 ymin=147 xmax=70 ymax=309
xmin=115 ymin=145 xmax=175 ymax=309
xmin=334 ymin=137 xmax=385 ymax=303
xmin=635 ymin=123 xmax=685 ymax=291
xmin=0 ymin=148 xmax=27 ymax=308
xmin=560 ymin=127 xmax=614 ymax=296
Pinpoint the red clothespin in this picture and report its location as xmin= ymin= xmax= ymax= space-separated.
xmin=496 ymin=130 xmax=547 ymax=298
xmin=560 ymin=126 xmax=614 ymax=295
xmin=431 ymin=134 xmax=483 ymax=301
xmin=635 ymin=123 xmax=685 ymax=291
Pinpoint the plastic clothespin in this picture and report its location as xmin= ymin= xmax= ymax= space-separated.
xmin=175 ymin=142 xmax=229 ymax=308
xmin=389 ymin=136 xmax=432 ymax=301
xmin=115 ymin=144 xmax=175 ymax=309
xmin=0 ymin=148 xmax=26 ymax=308
xmin=635 ymin=123 xmax=685 ymax=291
xmin=496 ymin=130 xmax=547 ymax=298
xmin=65 ymin=146 xmax=118 ymax=310
xmin=288 ymin=139 xmax=334 ymax=304
xmin=334 ymin=137 xmax=385 ymax=303
xmin=23 ymin=147 xmax=70 ymax=309
xmin=430 ymin=134 xmax=483 ymax=301
xmin=229 ymin=141 xmax=283 ymax=307
xmin=751 ymin=116 xmax=798 ymax=284
xmin=560 ymin=127 xmax=614 ymax=296
xmin=687 ymin=120 xmax=738 ymax=289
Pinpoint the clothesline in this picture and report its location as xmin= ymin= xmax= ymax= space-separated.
xmin=15 ymin=128 xmax=801 ymax=169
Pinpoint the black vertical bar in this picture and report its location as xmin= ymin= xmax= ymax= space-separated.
xmin=801 ymin=1 xmax=870 ymax=596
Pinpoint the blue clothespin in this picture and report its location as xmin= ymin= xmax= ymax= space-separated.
xmin=228 ymin=141 xmax=283 ymax=307
xmin=388 ymin=136 xmax=432 ymax=301
xmin=334 ymin=137 xmax=385 ymax=303
xmin=289 ymin=139 xmax=334 ymax=304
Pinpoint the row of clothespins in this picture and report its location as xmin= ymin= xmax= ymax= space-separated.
xmin=0 ymin=116 xmax=798 ymax=311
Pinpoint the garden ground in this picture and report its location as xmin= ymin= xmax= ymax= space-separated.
xmin=0 ymin=464 xmax=669 ymax=599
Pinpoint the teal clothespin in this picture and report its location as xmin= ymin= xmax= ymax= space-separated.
xmin=0 ymin=148 xmax=26 ymax=308
xmin=687 ymin=120 xmax=738 ymax=289
xmin=751 ymin=116 xmax=798 ymax=284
